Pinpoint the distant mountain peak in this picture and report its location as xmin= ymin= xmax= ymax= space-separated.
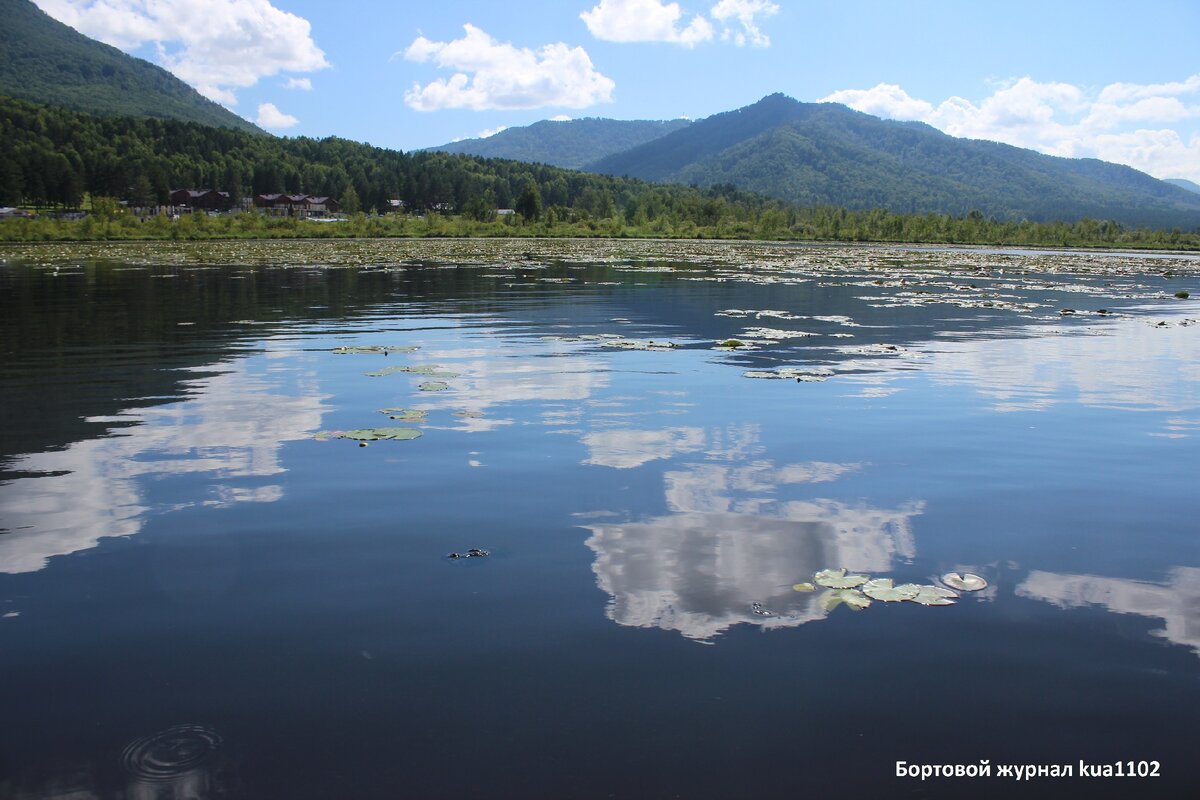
xmin=587 ymin=93 xmax=1200 ymax=229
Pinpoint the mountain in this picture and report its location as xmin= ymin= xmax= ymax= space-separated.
xmin=589 ymin=94 xmax=1200 ymax=229
xmin=428 ymin=118 xmax=691 ymax=170
xmin=1165 ymin=178 xmax=1200 ymax=195
xmin=0 ymin=0 xmax=261 ymax=134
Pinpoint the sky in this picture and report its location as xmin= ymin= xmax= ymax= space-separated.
xmin=31 ymin=0 xmax=1200 ymax=182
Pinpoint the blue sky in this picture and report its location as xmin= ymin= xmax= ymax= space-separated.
xmin=33 ymin=0 xmax=1200 ymax=181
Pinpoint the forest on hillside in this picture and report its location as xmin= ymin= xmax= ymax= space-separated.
xmin=0 ymin=95 xmax=778 ymax=225
xmin=2 ymin=95 xmax=1198 ymax=250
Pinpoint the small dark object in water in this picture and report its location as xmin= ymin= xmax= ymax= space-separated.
xmin=1176 ymin=291 xmax=1190 ymax=299
xmin=447 ymin=548 xmax=491 ymax=559
xmin=1060 ymin=308 xmax=1076 ymax=315
xmin=1097 ymin=309 xmax=1109 ymax=315
xmin=359 ymin=441 xmax=368 ymax=447
xmin=750 ymin=601 xmax=773 ymax=617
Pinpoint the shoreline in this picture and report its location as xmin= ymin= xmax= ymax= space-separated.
xmin=2 ymin=233 xmax=1199 ymax=258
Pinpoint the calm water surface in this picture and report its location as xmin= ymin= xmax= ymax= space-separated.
xmin=1 ymin=239 xmax=1197 ymax=799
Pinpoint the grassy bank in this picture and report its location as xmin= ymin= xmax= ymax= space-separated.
xmin=2 ymin=208 xmax=1198 ymax=251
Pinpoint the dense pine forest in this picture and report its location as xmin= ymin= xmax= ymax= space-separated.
xmin=2 ymin=95 xmax=1198 ymax=250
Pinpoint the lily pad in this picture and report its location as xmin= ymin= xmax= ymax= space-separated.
xmin=601 ymin=339 xmax=680 ymax=350
xmin=862 ymin=578 xmax=921 ymax=602
xmin=791 ymin=582 xmax=816 ymax=593
xmin=314 ymin=427 xmax=422 ymax=441
xmin=743 ymin=367 xmax=831 ymax=382
xmin=941 ymin=572 xmax=988 ymax=592
xmin=418 ymin=381 xmax=451 ymax=392
xmin=911 ymin=585 xmax=958 ymax=606
xmin=820 ymin=588 xmax=871 ymax=612
xmin=378 ymin=408 xmax=428 ymax=421
xmin=363 ymin=366 xmax=407 ymax=377
xmin=331 ymin=345 xmax=419 ymax=355
xmin=400 ymin=365 xmax=462 ymax=378
xmin=365 ymin=365 xmax=460 ymax=378
xmin=814 ymin=568 xmax=869 ymax=589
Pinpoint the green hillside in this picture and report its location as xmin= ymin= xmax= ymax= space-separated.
xmin=428 ymin=118 xmax=691 ymax=169
xmin=0 ymin=93 xmax=782 ymax=226
xmin=0 ymin=0 xmax=262 ymax=134
xmin=590 ymin=94 xmax=1200 ymax=229
xmin=1165 ymin=178 xmax=1200 ymax=195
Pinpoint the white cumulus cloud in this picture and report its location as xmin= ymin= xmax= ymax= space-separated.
xmin=33 ymin=0 xmax=329 ymax=105
xmin=821 ymin=75 xmax=1200 ymax=182
xmin=402 ymin=24 xmax=615 ymax=111
xmin=580 ymin=0 xmax=713 ymax=46
xmin=477 ymin=125 xmax=509 ymax=138
xmin=710 ymin=0 xmax=779 ymax=47
xmin=284 ymin=77 xmax=312 ymax=91
xmin=256 ymin=102 xmax=298 ymax=128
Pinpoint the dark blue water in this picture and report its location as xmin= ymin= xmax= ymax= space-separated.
xmin=1 ymin=240 xmax=1197 ymax=799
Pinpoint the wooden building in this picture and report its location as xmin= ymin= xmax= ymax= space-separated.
xmin=169 ymin=189 xmax=233 ymax=211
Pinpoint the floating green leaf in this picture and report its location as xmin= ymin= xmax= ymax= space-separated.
xmin=378 ymin=408 xmax=428 ymax=421
xmin=601 ymin=339 xmax=680 ymax=350
xmin=862 ymin=578 xmax=921 ymax=602
xmin=941 ymin=572 xmax=988 ymax=592
xmin=363 ymin=366 xmax=407 ymax=377
xmin=313 ymin=427 xmax=422 ymax=441
xmin=365 ymin=364 xmax=460 ymax=378
xmin=911 ymin=585 xmax=958 ymax=606
xmin=814 ymin=568 xmax=868 ymax=589
xmin=419 ymin=381 xmax=450 ymax=392
xmin=331 ymin=345 xmax=419 ymax=355
xmin=791 ymin=582 xmax=815 ymax=593
xmin=743 ymin=367 xmax=831 ymax=382
xmin=820 ymin=588 xmax=871 ymax=612
xmin=401 ymin=365 xmax=462 ymax=378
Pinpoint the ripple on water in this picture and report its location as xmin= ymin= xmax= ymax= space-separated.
xmin=121 ymin=724 xmax=223 ymax=783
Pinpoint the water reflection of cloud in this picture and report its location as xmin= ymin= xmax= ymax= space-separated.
xmin=582 ymin=427 xmax=706 ymax=469
xmin=585 ymin=500 xmax=922 ymax=641
xmin=923 ymin=315 xmax=1199 ymax=417
xmin=0 ymin=362 xmax=327 ymax=574
xmin=585 ymin=450 xmax=920 ymax=640
xmin=1016 ymin=568 xmax=1200 ymax=657
xmin=404 ymin=345 xmax=612 ymax=427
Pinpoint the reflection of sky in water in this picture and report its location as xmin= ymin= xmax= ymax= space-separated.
xmin=0 ymin=351 xmax=328 ymax=574
xmin=582 ymin=422 xmax=918 ymax=640
xmin=1018 ymin=568 xmax=1200 ymax=657
xmin=1 ymin=245 xmax=1198 ymax=796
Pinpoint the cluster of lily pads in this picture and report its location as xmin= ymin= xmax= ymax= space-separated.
xmin=793 ymin=568 xmax=988 ymax=612
xmin=314 ymin=344 xmax=458 ymax=444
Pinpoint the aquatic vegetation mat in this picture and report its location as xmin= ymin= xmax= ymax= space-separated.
xmin=800 ymin=569 xmax=964 ymax=613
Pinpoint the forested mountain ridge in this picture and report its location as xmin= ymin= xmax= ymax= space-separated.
xmin=0 ymin=94 xmax=786 ymax=227
xmin=428 ymin=118 xmax=692 ymax=170
xmin=588 ymin=94 xmax=1200 ymax=229
xmin=1166 ymin=178 xmax=1200 ymax=195
xmin=0 ymin=0 xmax=262 ymax=134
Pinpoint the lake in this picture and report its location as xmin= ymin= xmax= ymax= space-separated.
xmin=1 ymin=239 xmax=1197 ymax=799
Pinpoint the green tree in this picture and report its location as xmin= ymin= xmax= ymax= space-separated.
xmin=338 ymin=186 xmax=361 ymax=214
xmin=515 ymin=180 xmax=542 ymax=222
